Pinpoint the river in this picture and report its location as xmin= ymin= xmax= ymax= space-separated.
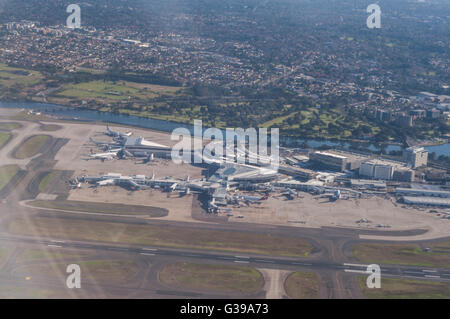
xmin=0 ymin=101 xmax=448 ymax=157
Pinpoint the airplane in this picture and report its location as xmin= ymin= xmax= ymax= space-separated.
xmin=142 ymin=153 xmax=154 ymax=163
xmin=331 ymin=190 xmax=341 ymax=201
xmin=163 ymin=182 xmax=178 ymax=192
xmin=88 ymin=150 xmax=120 ymax=161
xmin=234 ymin=193 xmax=269 ymax=204
xmin=97 ymin=179 xmax=116 ymax=186
xmin=106 ymin=126 xmax=133 ymax=138
xmin=170 ymin=183 xmax=178 ymax=192
xmin=208 ymin=198 xmax=219 ymax=213
xmin=281 ymin=188 xmax=299 ymax=200
xmin=178 ymin=187 xmax=192 ymax=196
xmin=89 ymin=137 xmax=121 ymax=149
xmin=217 ymin=207 xmax=233 ymax=213
xmin=322 ymin=190 xmax=342 ymax=201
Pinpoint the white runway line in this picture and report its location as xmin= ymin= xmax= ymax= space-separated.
xmin=140 ymin=253 xmax=155 ymax=256
xmin=47 ymin=244 xmax=62 ymax=248
xmin=344 ymin=269 xmax=368 ymax=274
xmin=343 ymin=263 xmax=368 ymax=268
xmin=292 ymin=262 xmax=312 ymax=266
xmin=404 ymin=275 xmax=425 ymax=280
xmin=254 ymin=259 xmax=274 ymax=263
xmin=404 ymin=271 xmax=424 ymax=275
xmin=234 ymin=260 xmax=250 ymax=264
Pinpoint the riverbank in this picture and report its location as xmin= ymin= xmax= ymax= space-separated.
xmin=1 ymin=101 xmax=449 ymax=157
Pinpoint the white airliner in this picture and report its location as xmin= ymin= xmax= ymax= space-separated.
xmin=106 ymin=126 xmax=133 ymax=138
xmin=235 ymin=193 xmax=269 ymax=203
xmin=88 ymin=149 xmax=121 ymax=161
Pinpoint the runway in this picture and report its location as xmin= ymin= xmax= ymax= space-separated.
xmin=1 ymin=235 xmax=449 ymax=284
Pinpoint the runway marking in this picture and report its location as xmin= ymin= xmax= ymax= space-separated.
xmin=142 ymin=248 xmax=158 ymax=251
xmin=234 ymin=261 xmax=250 ymax=264
xmin=424 ymin=275 xmax=440 ymax=279
xmin=50 ymin=240 xmax=66 ymax=243
xmin=404 ymin=271 xmax=424 ymax=275
xmin=254 ymin=259 xmax=274 ymax=263
xmin=292 ymin=262 xmax=312 ymax=266
xmin=47 ymin=244 xmax=62 ymax=248
xmin=140 ymin=253 xmax=155 ymax=256
xmin=343 ymin=263 xmax=368 ymax=268
xmin=344 ymin=269 xmax=368 ymax=274
xmin=422 ymin=270 xmax=437 ymax=273
xmin=404 ymin=275 xmax=425 ymax=280
xmin=107 ymin=247 xmax=129 ymax=251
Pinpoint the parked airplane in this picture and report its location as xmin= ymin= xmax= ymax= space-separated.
xmin=88 ymin=149 xmax=120 ymax=161
xmin=234 ymin=193 xmax=269 ymax=204
xmin=331 ymin=190 xmax=341 ymax=201
xmin=89 ymin=137 xmax=121 ymax=148
xmin=281 ymin=188 xmax=298 ymax=200
xmin=106 ymin=126 xmax=133 ymax=138
xmin=142 ymin=153 xmax=154 ymax=163
xmin=97 ymin=179 xmax=116 ymax=186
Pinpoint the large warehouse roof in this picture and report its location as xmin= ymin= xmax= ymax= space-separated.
xmin=403 ymin=196 xmax=450 ymax=207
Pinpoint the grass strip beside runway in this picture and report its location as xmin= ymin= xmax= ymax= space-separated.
xmin=28 ymin=200 xmax=169 ymax=217
xmin=9 ymin=216 xmax=313 ymax=257
xmin=159 ymin=262 xmax=264 ymax=294
xmin=359 ymin=277 xmax=450 ymax=299
xmin=353 ymin=242 xmax=450 ymax=269
xmin=0 ymin=165 xmax=20 ymax=192
xmin=284 ymin=271 xmax=320 ymax=299
xmin=14 ymin=135 xmax=50 ymax=159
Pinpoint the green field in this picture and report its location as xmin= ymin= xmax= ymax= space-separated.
xmin=0 ymin=63 xmax=43 ymax=88
xmin=28 ymin=200 xmax=169 ymax=217
xmin=0 ymin=165 xmax=20 ymax=192
xmin=159 ymin=262 xmax=264 ymax=294
xmin=0 ymin=132 xmax=10 ymax=149
xmin=15 ymin=260 xmax=138 ymax=284
xmin=284 ymin=271 xmax=320 ymax=299
xmin=261 ymin=106 xmax=380 ymax=140
xmin=353 ymin=242 xmax=450 ymax=269
xmin=359 ymin=277 xmax=450 ymax=299
xmin=19 ymin=249 xmax=90 ymax=262
xmin=40 ymin=124 xmax=61 ymax=132
xmin=14 ymin=135 xmax=50 ymax=159
xmin=0 ymin=284 xmax=64 ymax=299
xmin=9 ymin=216 xmax=313 ymax=257
xmin=55 ymin=80 xmax=182 ymax=102
xmin=38 ymin=172 xmax=55 ymax=192
xmin=0 ymin=247 xmax=9 ymax=264
xmin=0 ymin=123 xmax=20 ymax=131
